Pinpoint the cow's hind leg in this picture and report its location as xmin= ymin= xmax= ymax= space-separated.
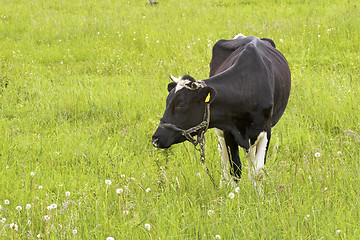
xmin=215 ymin=129 xmax=240 ymax=187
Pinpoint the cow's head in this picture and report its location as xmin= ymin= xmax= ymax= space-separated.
xmin=152 ymin=74 xmax=216 ymax=148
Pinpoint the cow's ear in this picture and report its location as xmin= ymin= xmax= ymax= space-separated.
xmin=167 ymin=82 xmax=177 ymax=92
xmin=200 ymin=86 xmax=216 ymax=104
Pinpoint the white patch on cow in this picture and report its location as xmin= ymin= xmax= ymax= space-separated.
xmin=246 ymin=131 xmax=267 ymax=180
xmin=175 ymin=79 xmax=192 ymax=92
xmin=174 ymin=79 xmax=203 ymax=93
xmin=215 ymin=129 xmax=236 ymax=188
xmin=233 ymin=33 xmax=246 ymax=39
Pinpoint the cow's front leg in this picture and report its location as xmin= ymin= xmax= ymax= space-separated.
xmin=246 ymin=131 xmax=268 ymax=180
xmin=215 ymin=129 xmax=240 ymax=187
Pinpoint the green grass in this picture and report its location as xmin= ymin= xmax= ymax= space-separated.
xmin=1 ymin=0 xmax=359 ymax=239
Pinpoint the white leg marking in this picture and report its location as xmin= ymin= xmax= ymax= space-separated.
xmin=246 ymin=131 xmax=268 ymax=180
xmin=215 ymin=129 xmax=236 ymax=187
xmin=233 ymin=33 xmax=246 ymax=39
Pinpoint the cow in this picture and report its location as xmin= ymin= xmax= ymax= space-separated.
xmin=152 ymin=34 xmax=291 ymax=185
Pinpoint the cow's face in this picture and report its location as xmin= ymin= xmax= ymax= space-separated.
xmin=152 ymin=75 xmax=216 ymax=148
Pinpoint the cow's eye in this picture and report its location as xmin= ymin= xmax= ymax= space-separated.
xmin=174 ymin=104 xmax=185 ymax=111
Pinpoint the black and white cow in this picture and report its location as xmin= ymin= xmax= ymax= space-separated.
xmin=152 ymin=34 xmax=291 ymax=183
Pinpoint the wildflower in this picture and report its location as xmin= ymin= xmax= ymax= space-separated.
xmin=315 ymin=152 xmax=321 ymax=158
xmin=207 ymin=210 xmax=214 ymax=216
xmin=30 ymin=172 xmax=35 ymax=176
xmin=65 ymin=191 xmax=71 ymax=197
xmin=145 ymin=223 xmax=151 ymax=231
xmin=228 ymin=192 xmax=235 ymax=199
xmin=10 ymin=223 xmax=18 ymax=231
xmin=146 ymin=188 xmax=151 ymax=193
xmin=336 ymin=230 xmax=341 ymax=234
xmin=106 ymin=237 xmax=115 ymax=240
xmin=16 ymin=206 xmax=22 ymax=211
xmin=105 ymin=179 xmax=112 ymax=185
xmin=235 ymin=187 xmax=240 ymax=193
xmin=116 ymin=188 xmax=124 ymax=194
xmin=1 ymin=218 xmax=6 ymax=223
xmin=44 ymin=215 xmax=50 ymax=221
xmin=215 ymin=235 xmax=221 ymax=239
xmin=4 ymin=200 xmax=10 ymax=205
xmin=26 ymin=204 xmax=31 ymax=210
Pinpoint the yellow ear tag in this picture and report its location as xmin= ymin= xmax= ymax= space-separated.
xmin=205 ymin=93 xmax=211 ymax=103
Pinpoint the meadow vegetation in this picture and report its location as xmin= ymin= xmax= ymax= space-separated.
xmin=0 ymin=0 xmax=359 ymax=239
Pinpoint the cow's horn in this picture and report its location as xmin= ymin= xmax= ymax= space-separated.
xmin=169 ymin=74 xmax=181 ymax=83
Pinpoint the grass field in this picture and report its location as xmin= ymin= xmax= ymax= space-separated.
xmin=1 ymin=0 xmax=359 ymax=239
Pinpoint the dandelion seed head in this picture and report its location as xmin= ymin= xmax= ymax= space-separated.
xmin=65 ymin=191 xmax=71 ymax=197
xmin=105 ymin=179 xmax=112 ymax=185
xmin=123 ymin=210 xmax=129 ymax=215
xmin=30 ymin=172 xmax=35 ymax=176
xmin=44 ymin=215 xmax=50 ymax=221
xmin=116 ymin=188 xmax=124 ymax=194
xmin=336 ymin=229 xmax=341 ymax=234
xmin=215 ymin=235 xmax=221 ymax=239
xmin=38 ymin=185 xmax=43 ymax=190
xmin=16 ymin=206 xmax=22 ymax=211
xmin=1 ymin=218 xmax=6 ymax=223
xmin=146 ymin=188 xmax=151 ymax=193
xmin=73 ymin=229 xmax=77 ymax=234
xmin=4 ymin=200 xmax=10 ymax=205
xmin=305 ymin=214 xmax=310 ymax=221
xmin=10 ymin=223 xmax=18 ymax=231
xmin=106 ymin=237 xmax=115 ymax=240
xmin=228 ymin=192 xmax=235 ymax=199
xmin=121 ymin=174 xmax=126 ymax=178
xmin=51 ymin=203 xmax=57 ymax=209
xmin=315 ymin=152 xmax=321 ymax=158
xmin=234 ymin=187 xmax=240 ymax=193
xmin=145 ymin=223 xmax=151 ymax=231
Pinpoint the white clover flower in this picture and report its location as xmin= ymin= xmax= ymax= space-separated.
xmin=16 ymin=206 xmax=22 ymax=211
xmin=4 ymin=200 xmax=10 ymax=205
xmin=26 ymin=204 xmax=32 ymax=210
xmin=106 ymin=237 xmax=115 ymax=240
xmin=44 ymin=215 xmax=50 ymax=221
xmin=228 ymin=192 xmax=235 ymax=199
xmin=215 ymin=235 xmax=221 ymax=239
xmin=105 ymin=179 xmax=112 ymax=185
xmin=30 ymin=172 xmax=35 ymax=176
xmin=145 ymin=188 xmax=151 ymax=193
xmin=234 ymin=187 xmax=240 ymax=193
xmin=65 ymin=191 xmax=71 ymax=197
xmin=1 ymin=218 xmax=6 ymax=223
xmin=315 ymin=152 xmax=321 ymax=158
xmin=207 ymin=210 xmax=214 ymax=216
xmin=116 ymin=188 xmax=124 ymax=194
xmin=144 ymin=223 xmax=151 ymax=231
xmin=50 ymin=203 xmax=57 ymax=209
